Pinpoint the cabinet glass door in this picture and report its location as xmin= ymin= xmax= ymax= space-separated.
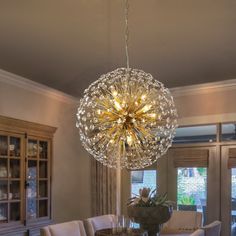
xmin=0 ymin=136 xmax=8 ymax=156
xmin=0 ymin=134 xmax=22 ymax=224
xmin=0 ymin=203 xmax=7 ymax=222
xmin=26 ymin=138 xmax=49 ymax=220
xmin=27 ymin=159 xmax=37 ymax=219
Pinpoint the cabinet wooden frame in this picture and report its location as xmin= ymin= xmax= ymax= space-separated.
xmin=0 ymin=115 xmax=56 ymax=236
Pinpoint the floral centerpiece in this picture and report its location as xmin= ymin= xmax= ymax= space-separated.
xmin=127 ymin=188 xmax=173 ymax=236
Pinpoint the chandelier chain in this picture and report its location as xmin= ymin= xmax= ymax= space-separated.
xmin=124 ymin=0 xmax=130 ymax=70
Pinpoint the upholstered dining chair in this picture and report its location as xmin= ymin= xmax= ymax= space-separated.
xmin=160 ymin=210 xmax=202 ymax=234
xmin=84 ymin=214 xmax=116 ymax=236
xmin=201 ymin=220 xmax=221 ymax=236
xmin=40 ymin=220 xmax=86 ymax=236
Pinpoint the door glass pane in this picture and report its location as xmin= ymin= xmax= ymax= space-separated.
xmin=177 ymin=167 xmax=207 ymax=224
xmin=0 ymin=180 xmax=8 ymax=201
xmin=28 ymin=140 xmax=37 ymax=158
xmin=0 ymin=158 xmax=7 ymax=178
xmin=9 ymin=181 xmax=20 ymax=200
xmin=0 ymin=136 xmax=8 ymax=156
xmin=39 ymin=141 xmax=48 ymax=159
xmin=0 ymin=203 xmax=7 ymax=222
xmin=10 ymin=159 xmax=20 ymax=178
xmin=9 ymin=137 xmax=20 ymax=157
xmin=131 ymin=170 xmax=156 ymax=197
xmin=39 ymin=181 xmax=47 ymax=198
xmin=39 ymin=161 xmax=47 ymax=178
xmin=39 ymin=200 xmax=48 ymax=217
xmin=231 ymin=168 xmax=236 ymax=235
xmin=28 ymin=160 xmax=37 ymax=179
xmin=10 ymin=202 xmax=20 ymax=221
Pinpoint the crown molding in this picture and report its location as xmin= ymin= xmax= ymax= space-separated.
xmin=1 ymin=67 xmax=236 ymax=102
xmin=170 ymin=78 xmax=236 ymax=97
xmin=0 ymin=69 xmax=79 ymax=104
xmin=0 ymin=115 xmax=57 ymax=138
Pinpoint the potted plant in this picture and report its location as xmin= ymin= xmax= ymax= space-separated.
xmin=127 ymin=188 xmax=173 ymax=236
xmin=178 ymin=195 xmax=197 ymax=211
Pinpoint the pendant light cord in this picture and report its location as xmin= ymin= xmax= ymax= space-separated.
xmin=124 ymin=0 xmax=130 ymax=70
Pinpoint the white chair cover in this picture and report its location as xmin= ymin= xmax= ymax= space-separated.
xmin=84 ymin=214 xmax=116 ymax=236
xmin=161 ymin=210 xmax=202 ymax=234
xmin=40 ymin=220 xmax=86 ymax=236
xmin=202 ymin=220 xmax=221 ymax=236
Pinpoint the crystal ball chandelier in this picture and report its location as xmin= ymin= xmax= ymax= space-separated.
xmin=76 ymin=0 xmax=178 ymax=169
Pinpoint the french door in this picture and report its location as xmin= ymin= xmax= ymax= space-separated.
xmin=166 ymin=145 xmax=236 ymax=236
xmin=166 ymin=146 xmax=220 ymax=226
xmin=221 ymin=145 xmax=236 ymax=236
xmin=122 ymin=143 xmax=236 ymax=235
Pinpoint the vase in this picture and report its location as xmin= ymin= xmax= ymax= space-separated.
xmin=127 ymin=205 xmax=172 ymax=236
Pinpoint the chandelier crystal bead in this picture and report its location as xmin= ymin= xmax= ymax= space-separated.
xmin=76 ymin=68 xmax=178 ymax=169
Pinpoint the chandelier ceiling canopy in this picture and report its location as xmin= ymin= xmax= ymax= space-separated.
xmin=76 ymin=0 xmax=178 ymax=169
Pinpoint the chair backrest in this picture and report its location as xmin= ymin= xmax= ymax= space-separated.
xmin=84 ymin=214 xmax=115 ymax=236
xmin=40 ymin=220 xmax=86 ymax=236
xmin=161 ymin=210 xmax=202 ymax=234
xmin=202 ymin=220 xmax=221 ymax=236
xmin=190 ymin=229 xmax=205 ymax=236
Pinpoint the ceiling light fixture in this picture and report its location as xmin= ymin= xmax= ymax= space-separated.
xmin=76 ymin=0 xmax=178 ymax=169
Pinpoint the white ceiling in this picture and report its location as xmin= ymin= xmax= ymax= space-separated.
xmin=0 ymin=0 xmax=236 ymax=97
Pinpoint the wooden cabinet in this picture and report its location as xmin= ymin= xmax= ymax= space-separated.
xmin=0 ymin=116 xmax=56 ymax=236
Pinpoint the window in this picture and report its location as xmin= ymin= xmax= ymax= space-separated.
xmin=177 ymin=167 xmax=207 ymax=223
xmin=131 ymin=170 xmax=156 ymax=197
xmin=174 ymin=125 xmax=217 ymax=144
xmin=222 ymin=123 xmax=236 ymax=141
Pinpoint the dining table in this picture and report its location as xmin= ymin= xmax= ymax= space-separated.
xmin=95 ymin=228 xmax=145 ymax=236
xmin=160 ymin=234 xmax=191 ymax=236
xmin=95 ymin=228 xmax=191 ymax=236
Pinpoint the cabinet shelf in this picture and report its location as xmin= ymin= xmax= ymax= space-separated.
xmin=0 ymin=200 xmax=8 ymax=203
xmin=0 ymin=177 xmax=8 ymax=180
xmin=8 ymin=200 xmax=21 ymax=203
xmin=9 ymin=156 xmax=21 ymax=159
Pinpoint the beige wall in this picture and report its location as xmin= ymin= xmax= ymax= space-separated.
xmin=175 ymin=88 xmax=236 ymax=119
xmin=1 ymin=69 xmax=236 ymax=221
xmin=0 ymin=77 xmax=92 ymax=222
